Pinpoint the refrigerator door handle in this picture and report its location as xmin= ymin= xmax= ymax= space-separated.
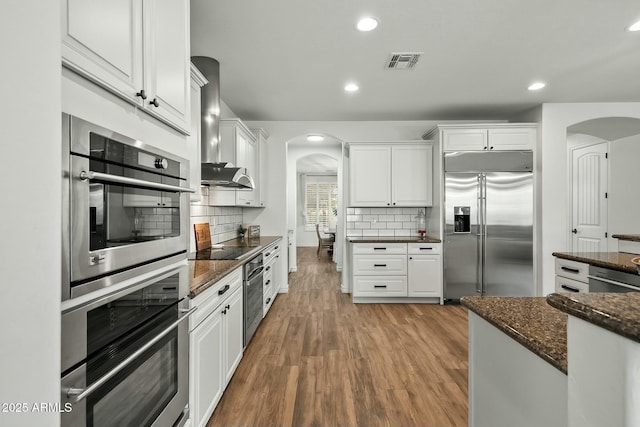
xmin=481 ymin=174 xmax=488 ymax=295
xmin=476 ymin=174 xmax=483 ymax=294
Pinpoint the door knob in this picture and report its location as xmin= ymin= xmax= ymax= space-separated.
xmin=571 ymin=228 xmax=577 ymax=234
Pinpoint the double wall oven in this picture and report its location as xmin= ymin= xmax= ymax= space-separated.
xmin=61 ymin=114 xmax=194 ymax=427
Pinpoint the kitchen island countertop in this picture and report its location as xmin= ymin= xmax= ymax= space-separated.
xmin=461 ymin=296 xmax=568 ymax=373
xmin=547 ymin=291 xmax=640 ymax=344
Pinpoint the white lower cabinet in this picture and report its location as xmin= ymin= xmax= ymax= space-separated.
xmin=554 ymin=257 xmax=589 ymax=293
xmin=408 ymin=243 xmax=442 ymax=298
xmin=189 ymin=268 xmax=243 ymax=427
xmin=352 ymin=242 xmax=442 ymax=302
xmin=262 ymin=240 xmax=282 ymax=316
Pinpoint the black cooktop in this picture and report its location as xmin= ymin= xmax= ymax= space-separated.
xmin=188 ymin=246 xmax=257 ymax=261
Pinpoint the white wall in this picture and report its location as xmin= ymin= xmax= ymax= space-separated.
xmin=539 ymin=103 xmax=640 ymax=295
xmin=0 ymin=2 xmax=61 ymax=426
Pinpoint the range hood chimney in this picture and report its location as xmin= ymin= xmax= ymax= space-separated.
xmin=191 ymin=56 xmax=254 ymax=189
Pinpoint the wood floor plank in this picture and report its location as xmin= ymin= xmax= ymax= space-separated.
xmin=207 ymin=247 xmax=468 ymax=427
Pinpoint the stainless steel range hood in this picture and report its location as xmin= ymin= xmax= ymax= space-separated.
xmin=191 ymin=56 xmax=254 ymax=189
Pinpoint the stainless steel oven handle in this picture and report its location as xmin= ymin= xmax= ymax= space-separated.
xmin=587 ymin=275 xmax=640 ymax=291
xmin=65 ymin=306 xmax=197 ymax=403
xmin=79 ymin=170 xmax=195 ymax=193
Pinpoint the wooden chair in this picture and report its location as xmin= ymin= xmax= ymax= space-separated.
xmin=315 ymin=224 xmax=334 ymax=258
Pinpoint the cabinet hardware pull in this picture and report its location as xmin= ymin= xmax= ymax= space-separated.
xmin=222 ymin=309 xmax=227 ymax=314
xmin=374 ymin=285 xmax=387 ymax=288
xmin=373 ymin=247 xmax=386 ymax=250
xmin=571 ymin=228 xmax=578 ymax=234
xmin=373 ymin=264 xmax=387 ymax=267
xmin=265 ymin=266 xmax=271 ymax=271
xmin=218 ymin=284 xmax=230 ymax=295
xmin=149 ymin=98 xmax=159 ymax=107
xmin=419 ymin=247 xmax=433 ymax=250
xmin=266 ymin=297 xmax=271 ymax=304
xmin=136 ymin=89 xmax=147 ymax=100
xmin=225 ymin=304 xmax=230 ymax=310
xmin=561 ymin=266 xmax=580 ymax=274
xmin=561 ymin=284 xmax=579 ymax=293
xmin=265 ymin=280 xmax=271 ymax=285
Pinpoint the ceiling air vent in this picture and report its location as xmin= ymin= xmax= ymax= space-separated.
xmin=386 ymin=52 xmax=423 ymax=70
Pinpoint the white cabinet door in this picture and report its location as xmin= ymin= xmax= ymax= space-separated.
xmin=488 ymin=128 xmax=535 ymax=150
xmin=62 ymin=0 xmax=144 ymax=104
xmin=236 ymin=136 xmax=256 ymax=206
xmin=143 ymin=0 xmax=190 ymax=133
xmin=407 ymin=255 xmax=442 ymax=297
xmin=349 ymin=145 xmax=392 ymax=206
xmin=188 ymin=64 xmax=207 ymax=200
xmin=252 ymin=129 xmax=268 ymax=207
xmin=443 ymin=129 xmax=488 ymax=151
xmin=391 ymin=144 xmax=433 ymax=206
xmin=223 ymin=287 xmax=244 ymax=385
xmin=190 ymin=309 xmax=223 ymax=427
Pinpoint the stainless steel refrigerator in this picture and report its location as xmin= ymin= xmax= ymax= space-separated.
xmin=443 ymin=151 xmax=534 ymax=301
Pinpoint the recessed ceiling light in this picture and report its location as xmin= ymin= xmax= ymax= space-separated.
xmin=307 ymin=135 xmax=324 ymax=142
xmin=628 ymin=20 xmax=640 ymax=32
xmin=344 ymin=83 xmax=359 ymax=92
xmin=356 ymin=17 xmax=379 ymax=32
xmin=528 ymin=82 xmax=546 ymax=91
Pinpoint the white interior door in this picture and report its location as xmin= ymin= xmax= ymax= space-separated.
xmin=571 ymin=142 xmax=608 ymax=252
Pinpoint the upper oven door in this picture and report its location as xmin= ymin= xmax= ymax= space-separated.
xmin=65 ymin=115 xmax=192 ymax=294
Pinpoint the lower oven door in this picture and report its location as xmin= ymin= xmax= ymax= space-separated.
xmin=61 ymin=300 xmax=191 ymax=427
xmin=244 ymin=269 xmax=264 ymax=347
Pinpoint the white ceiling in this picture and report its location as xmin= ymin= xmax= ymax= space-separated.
xmin=191 ymin=0 xmax=640 ymax=122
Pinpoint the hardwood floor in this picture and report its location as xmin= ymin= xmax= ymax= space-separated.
xmin=207 ymin=247 xmax=468 ymax=427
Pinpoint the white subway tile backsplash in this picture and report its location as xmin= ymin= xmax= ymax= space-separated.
xmin=378 ymin=229 xmax=395 ymax=237
xmin=403 ymin=222 xmax=415 ymax=229
xmin=190 ymin=205 xmax=208 ymax=216
xmin=362 ymin=229 xmax=379 ymax=237
xmin=372 ymin=222 xmax=387 ymax=229
xmin=347 ymin=208 xmax=355 ymax=215
xmin=369 ymin=208 xmax=388 ymax=214
xmin=362 ymin=215 xmax=377 ymax=222
xmin=355 ymin=222 xmax=370 ymax=229
xmin=354 ymin=208 xmax=370 ymax=215
xmin=379 ymin=214 xmax=394 ymax=221
xmin=347 ymin=229 xmax=363 ymax=237
xmin=388 ymin=223 xmax=403 ymax=229
xmin=403 ymin=208 xmax=420 ymax=214
xmin=347 ymin=215 xmax=361 ymax=222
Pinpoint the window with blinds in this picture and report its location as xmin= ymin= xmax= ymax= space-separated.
xmin=304 ymin=175 xmax=338 ymax=229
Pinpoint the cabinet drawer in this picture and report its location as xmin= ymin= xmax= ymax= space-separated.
xmin=408 ymin=243 xmax=441 ymax=255
xmin=189 ymin=268 xmax=242 ymax=331
xmin=353 ymin=276 xmax=407 ymax=297
xmin=353 ymin=255 xmax=407 ymax=275
xmin=352 ymin=243 xmax=407 ymax=255
xmin=263 ymin=241 xmax=281 ymax=264
xmin=555 ymin=276 xmax=589 ymax=293
xmin=555 ymin=258 xmax=589 ymax=282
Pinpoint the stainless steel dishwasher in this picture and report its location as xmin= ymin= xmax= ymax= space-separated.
xmin=588 ymin=265 xmax=640 ymax=292
xmin=243 ymin=253 xmax=264 ymax=346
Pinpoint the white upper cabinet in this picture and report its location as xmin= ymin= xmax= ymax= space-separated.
xmin=349 ymin=145 xmax=392 ymax=207
xmin=251 ymin=129 xmax=269 ymax=207
xmin=187 ymin=63 xmax=208 ymax=201
xmin=62 ymin=0 xmax=191 ymax=134
xmin=349 ymin=143 xmax=433 ymax=207
xmin=219 ymin=119 xmax=258 ymax=206
xmin=441 ymin=126 xmax=536 ymax=151
xmin=391 ymin=144 xmax=433 ymax=207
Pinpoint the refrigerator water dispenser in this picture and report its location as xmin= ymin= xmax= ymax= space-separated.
xmin=454 ymin=207 xmax=470 ymax=233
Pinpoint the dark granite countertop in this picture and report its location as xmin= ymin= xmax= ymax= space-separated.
xmin=461 ymin=296 xmax=568 ymax=374
xmin=347 ymin=236 xmax=441 ymax=243
xmin=612 ymin=234 xmax=640 ymax=242
xmin=188 ymin=236 xmax=282 ymax=298
xmin=547 ymin=292 xmax=640 ymax=344
xmin=553 ymin=251 xmax=639 ymax=275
